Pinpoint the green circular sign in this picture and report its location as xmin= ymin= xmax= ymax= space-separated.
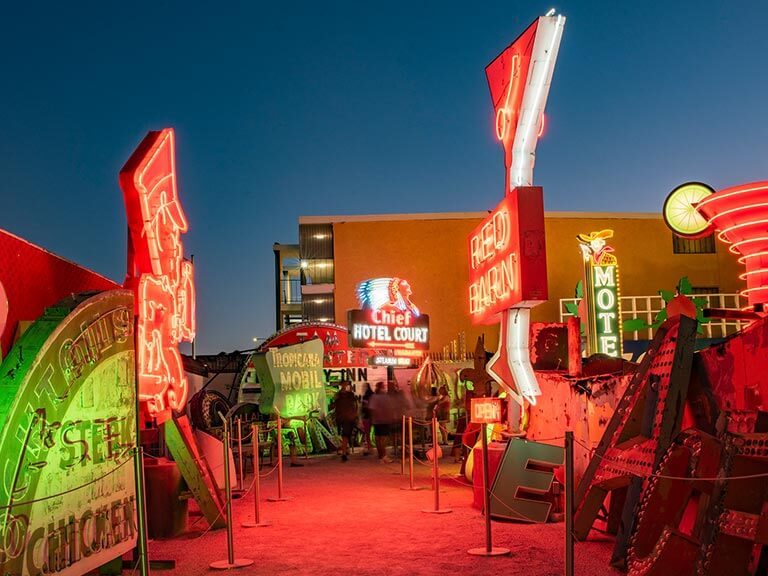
xmin=663 ymin=182 xmax=715 ymax=238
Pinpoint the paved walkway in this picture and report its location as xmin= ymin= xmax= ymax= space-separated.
xmin=147 ymin=451 xmax=618 ymax=576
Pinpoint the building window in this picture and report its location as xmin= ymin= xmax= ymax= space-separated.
xmin=691 ymin=286 xmax=719 ymax=295
xmin=282 ymin=313 xmax=303 ymax=327
xmin=673 ymin=234 xmax=716 ymax=254
xmin=300 ymin=259 xmax=334 ymax=285
xmin=303 ymin=295 xmax=335 ymax=324
xmin=299 ymin=224 xmax=334 ymax=259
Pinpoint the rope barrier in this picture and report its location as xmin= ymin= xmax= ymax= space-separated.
xmin=228 ymin=428 xmax=254 ymax=443
xmin=572 ymin=437 xmax=768 ymax=482
xmin=127 ymin=555 xmax=142 ymax=575
xmin=258 ymin=463 xmax=281 ymax=478
xmin=526 ymin=436 xmax=566 ymax=442
xmin=439 ymin=475 xmax=474 ymax=488
xmin=489 ymin=490 xmax=550 ymax=524
xmin=411 ymin=453 xmax=434 ymax=468
xmin=0 ymin=453 xmax=134 ymax=511
xmin=194 ymin=452 xmax=262 ymax=542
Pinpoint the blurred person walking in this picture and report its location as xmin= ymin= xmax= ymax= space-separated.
xmin=435 ymin=385 xmax=451 ymax=445
xmin=360 ymin=383 xmax=374 ymax=455
xmin=388 ymin=381 xmax=407 ymax=457
xmin=331 ymin=381 xmax=358 ymax=462
xmin=368 ymin=382 xmax=394 ymax=463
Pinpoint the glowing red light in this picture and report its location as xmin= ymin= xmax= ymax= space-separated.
xmin=696 ymin=181 xmax=768 ymax=308
xmin=120 ymin=128 xmax=195 ymax=421
xmin=470 ymin=397 xmax=502 ymax=424
xmin=467 ymin=188 xmax=548 ymax=324
xmin=485 ymin=19 xmax=538 ymax=188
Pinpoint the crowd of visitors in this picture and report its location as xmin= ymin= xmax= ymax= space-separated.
xmin=330 ymin=380 xmax=456 ymax=464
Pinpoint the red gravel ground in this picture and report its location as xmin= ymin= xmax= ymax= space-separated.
xmin=147 ymin=452 xmax=622 ymax=576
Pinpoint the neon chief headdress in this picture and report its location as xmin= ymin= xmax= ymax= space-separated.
xmin=356 ymin=277 xmax=421 ymax=316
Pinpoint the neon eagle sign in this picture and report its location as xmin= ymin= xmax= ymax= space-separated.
xmin=348 ymin=277 xmax=429 ymax=351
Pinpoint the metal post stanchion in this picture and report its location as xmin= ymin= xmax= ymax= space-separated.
xmin=423 ymin=417 xmax=452 ymax=514
xmin=210 ymin=418 xmax=253 ymax=570
xmin=133 ymin=445 xmax=151 ymax=576
xmin=268 ymin=410 xmax=291 ymax=502
xmin=236 ymin=418 xmax=244 ymax=492
xmin=468 ymin=422 xmax=509 ymax=556
xmin=409 ymin=417 xmax=414 ymax=488
xmin=401 ymin=415 xmax=406 ymax=475
xmin=401 ymin=416 xmax=425 ymax=491
xmin=243 ymin=422 xmax=271 ymax=528
xmin=565 ymin=431 xmax=574 ymax=576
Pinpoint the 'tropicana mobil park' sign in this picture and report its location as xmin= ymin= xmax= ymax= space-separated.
xmin=254 ymin=339 xmax=327 ymax=419
xmin=0 ymin=290 xmax=137 ymax=576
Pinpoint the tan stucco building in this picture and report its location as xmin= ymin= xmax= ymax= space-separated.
xmin=275 ymin=211 xmax=744 ymax=355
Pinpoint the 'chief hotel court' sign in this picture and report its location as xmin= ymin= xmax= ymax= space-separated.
xmin=347 ymin=277 xmax=429 ymax=351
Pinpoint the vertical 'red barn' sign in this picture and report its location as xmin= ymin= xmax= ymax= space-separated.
xmin=120 ymin=128 xmax=196 ymax=422
xmin=468 ymin=188 xmax=548 ymax=324
xmin=469 ymin=12 xmax=565 ymax=407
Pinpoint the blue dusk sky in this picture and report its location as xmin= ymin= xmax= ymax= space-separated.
xmin=2 ymin=1 xmax=767 ymax=353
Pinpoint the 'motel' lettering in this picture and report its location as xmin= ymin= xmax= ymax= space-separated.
xmin=593 ymin=265 xmax=619 ymax=357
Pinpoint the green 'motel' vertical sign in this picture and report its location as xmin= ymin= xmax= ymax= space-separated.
xmin=591 ymin=264 xmax=621 ymax=356
xmin=255 ymin=339 xmax=326 ymax=418
xmin=578 ymin=230 xmax=623 ymax=358
xmin=0 ymin=290 xmax=137 ymax=576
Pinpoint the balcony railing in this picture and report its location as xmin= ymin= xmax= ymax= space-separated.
xmin=280 ymin=278 xmax=302 ymax=304
xmin=559 ymin=293 xmax=749 ymax=341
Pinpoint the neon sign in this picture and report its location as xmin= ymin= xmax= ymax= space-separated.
xmin=472 ymin=12 xmax=565 ymax=408
xmin=348 ymin=278 xmax=429 ymax=350
xmin=120 ymin=128 xmax=195 ymax=422
xmin=471 ymin=397 xmax=502 ymax=424
xmin=578 ymin=230 xmax=623 ymax=357
xmin=485 ymin=13 xmax=566 ymax=190
xmin=0 ymin=291 xmax=137 ymax=576
xmin=694 ymin=181 xmax=768 ymax=307
xmin=468 ymin=190 xmax=547 ymax=324
xmin=0 ymin=280 xmax=6 ymax=353
xmin=370 ymin=355 xmax=413 ymax=367
xmin=662 ymin=182 xmax=715 ymax=238
xmin=254 ymin=339 xmax=327 ymax=418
